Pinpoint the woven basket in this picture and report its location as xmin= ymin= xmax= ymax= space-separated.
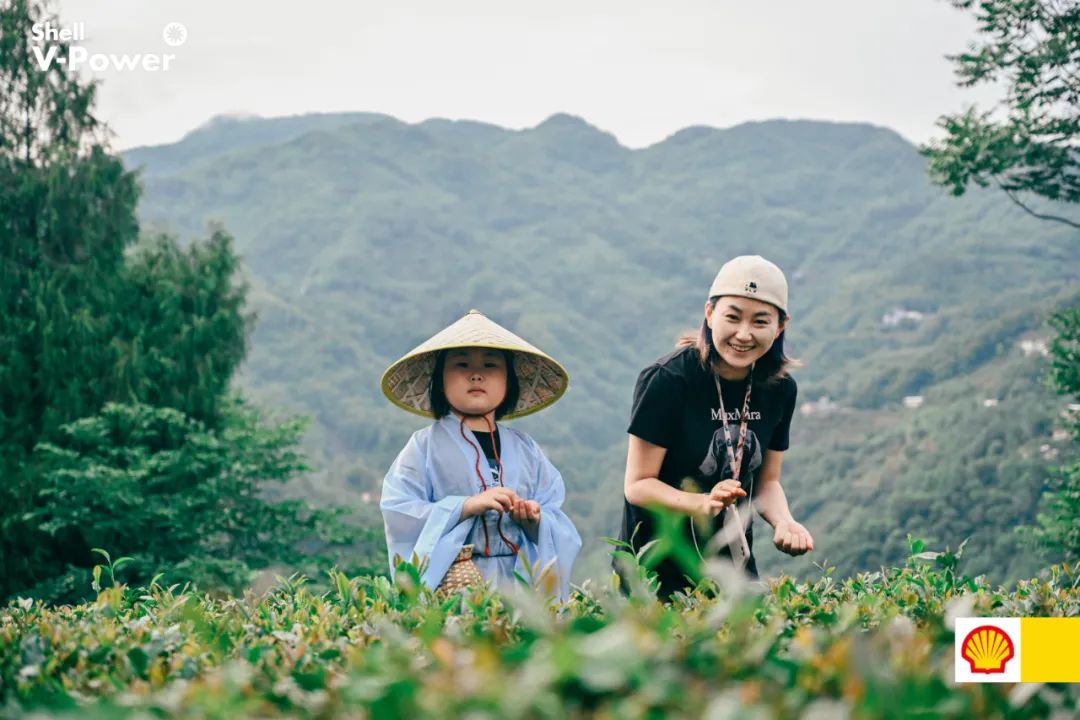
xmin=437 ymin=544 xmax=485 ymax=595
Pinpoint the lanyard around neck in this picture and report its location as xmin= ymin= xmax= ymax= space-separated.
xmin=458 ymin=416 xmax=518 ymax=557
xmin=712 ymin=368 xmax=755 ymax=569
xmin=712 ymin=368 xmax=754 ymax=484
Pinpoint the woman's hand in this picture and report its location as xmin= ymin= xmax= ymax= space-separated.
xmin=462 ymin=487 xmax=519 ymax=519
xmin=773 ymin=520 xmax=814 ymax=556
xmin=698 ymin=479 xmax=747 ymax=516
xmin=509 ymin=498 xmax=541 ymax=525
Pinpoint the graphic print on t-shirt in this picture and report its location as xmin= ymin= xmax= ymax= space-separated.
xmin=698 ymin=426 xmax=763 ymax=485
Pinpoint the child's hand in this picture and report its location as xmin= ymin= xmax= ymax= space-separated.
xmin=510 ymin=498 xmax=541 ymax=525
xmin=463 ymin=487 xmax=520 ymax=518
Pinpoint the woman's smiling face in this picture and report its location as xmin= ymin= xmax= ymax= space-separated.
xmin=706 ymin=296 xmax=786 ymax=378
xmin=442 ymin=347 xmax=508 ymax=418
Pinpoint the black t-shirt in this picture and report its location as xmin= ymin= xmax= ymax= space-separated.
xmin=619 ymin=345 xmax=797 ymax=595
xmin=473 ymin=428 xmax=502 ymax=484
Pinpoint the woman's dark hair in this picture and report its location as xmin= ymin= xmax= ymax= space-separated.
xmin=429 ymin=348 xmax=521 ymax=420
xmin=676 ymin=296 xmax=801 ymax=384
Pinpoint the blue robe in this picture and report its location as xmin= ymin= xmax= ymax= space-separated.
xmin=380 ymin=414 xmax=581 ymax=599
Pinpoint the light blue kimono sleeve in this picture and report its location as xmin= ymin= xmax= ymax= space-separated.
xmin=516 ymin=439 xmax=582 ymax=600
xmin=380 ymin=432 xmax=474 ymax=590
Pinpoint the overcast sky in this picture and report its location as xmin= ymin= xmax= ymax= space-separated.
xmin=50 ymin=0 xmax=1001 ymax=151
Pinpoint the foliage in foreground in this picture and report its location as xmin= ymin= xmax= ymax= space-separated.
xmin=1 ymin=542 xmax=1078 ymax=719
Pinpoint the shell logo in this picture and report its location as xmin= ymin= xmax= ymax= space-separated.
xmin=961 ymin=625 xmax=1015 ymax=674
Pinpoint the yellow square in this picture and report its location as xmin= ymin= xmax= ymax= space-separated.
xmin=1020 ymin=618 xmax=1080 ymax=683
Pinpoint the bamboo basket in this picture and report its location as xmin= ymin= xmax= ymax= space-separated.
xmin=437 ymin=544 xmax=485 ymax=595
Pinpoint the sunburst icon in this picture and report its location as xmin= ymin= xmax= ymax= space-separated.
xmin=162 ymin=23 xmax=187 ymax=47
xmin=955 ymin=617 xmax=1021 ymax=683
xmin=961 ymin=625 xmax=1015 ymax=673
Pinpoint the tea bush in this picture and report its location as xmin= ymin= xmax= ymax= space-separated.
xmin=1 ymin=540 xmax=1077 ymax=719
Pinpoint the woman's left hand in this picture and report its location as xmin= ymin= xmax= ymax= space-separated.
xmin=510 ymin=498 xmax=541 ymax=525
xmin=773 ymin=520 xmax=814 ymax=556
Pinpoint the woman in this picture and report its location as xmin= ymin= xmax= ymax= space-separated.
xmin=619 ymin=255 xmax=814 ymax=597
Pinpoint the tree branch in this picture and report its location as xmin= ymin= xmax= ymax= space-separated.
xmin=996 ymin=179 xmax=1080 ymax=230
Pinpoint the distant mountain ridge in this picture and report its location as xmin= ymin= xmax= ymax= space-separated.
xmin=123 ymin=111 xmax=1078 ymax=582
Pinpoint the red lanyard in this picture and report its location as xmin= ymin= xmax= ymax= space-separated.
xmin=458 ymin=415 xmax=519 ymax=557
xmin=713 ymin=368 xmax=754 ymax=485
xmin=712 ymin=367 xmax=755 ymax=568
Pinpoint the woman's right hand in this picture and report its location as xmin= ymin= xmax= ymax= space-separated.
xmin=699 ymin=480 xmax=747 ymax=516
xmin=462 ymin=487 xmax=520 ymax=519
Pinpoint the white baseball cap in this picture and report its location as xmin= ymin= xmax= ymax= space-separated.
xmin=707 ymin=255 xmax=788 ymax=315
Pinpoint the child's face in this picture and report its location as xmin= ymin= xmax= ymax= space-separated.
xmin=706 ymin=296 xmax=786 ymax=373
xmin=442 ymin=347 xmax=508 ymax=419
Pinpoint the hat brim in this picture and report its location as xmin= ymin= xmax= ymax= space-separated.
xmin=380 ymin=312 xmax=569 ymax=420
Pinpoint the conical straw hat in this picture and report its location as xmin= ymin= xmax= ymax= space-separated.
xmin=381 ymin=309 xmax=569 ymax=420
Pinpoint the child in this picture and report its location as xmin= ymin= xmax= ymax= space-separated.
xmin=619 ymin=255 xmax=814 ymax=597
xmin=380 ymin=309 xmax=581 ymax=599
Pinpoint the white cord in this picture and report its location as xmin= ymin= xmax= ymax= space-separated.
xmin=691 ymin=473 xmax=755 ymax=567
xmin=691 ymin=368 xmax=756 ymax=566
